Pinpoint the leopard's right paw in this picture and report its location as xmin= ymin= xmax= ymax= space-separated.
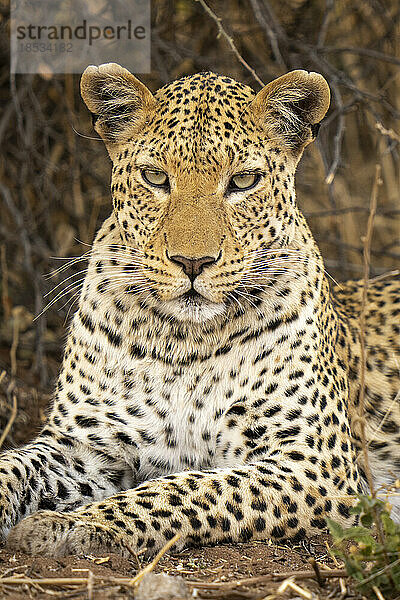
xmin=6 ymin=511 xmax=75 ymax=556
xmin=6 ymin=510 xmax=123 ymax=557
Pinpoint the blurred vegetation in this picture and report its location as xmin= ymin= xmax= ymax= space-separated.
xmin=328 ymin=494 xmax=400 ymax=597
xmin=0 ymin=0 xmax=399 ymax=391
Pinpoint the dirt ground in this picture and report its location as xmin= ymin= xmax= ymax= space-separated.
xmin=0 ymin=536 xmax=349 ymax=600
xmin=0 ymin=365 xmax=358 ymax=600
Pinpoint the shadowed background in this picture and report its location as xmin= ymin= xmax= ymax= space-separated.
xmin=0 ymin=0 xmax=399 ymax=439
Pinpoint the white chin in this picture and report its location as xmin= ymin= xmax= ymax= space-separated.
xmin=159 ymin=296 xmax=226 ymax=322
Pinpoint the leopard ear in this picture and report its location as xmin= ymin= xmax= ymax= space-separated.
xmin=80 ymin=63 xmax=156 ymax=146
xmin=250 ymin=70 xmax=330 ymax=152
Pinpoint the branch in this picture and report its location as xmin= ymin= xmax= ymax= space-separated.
xmin=358 ymin=163 xmax=382 ymax=496
xmin=249 ymin=0 xmax=287 ymax=69
xmin=196 ymin=0 xmax=265 ymax=87
xmin=319 ymin=46 xmax=400 ymax=67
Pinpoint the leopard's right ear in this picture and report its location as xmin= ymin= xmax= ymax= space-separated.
xmin=80 ymin=63 xmax=156 ymax=146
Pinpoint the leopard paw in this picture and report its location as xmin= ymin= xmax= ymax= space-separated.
xmin=6 ymin=511 xmax=123 ymax=557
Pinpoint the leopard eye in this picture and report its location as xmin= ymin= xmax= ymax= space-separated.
xmin=142 ymin=169 xmax=168 ymax=187
xmin=229 ymin=173 xmax=260 ymax=191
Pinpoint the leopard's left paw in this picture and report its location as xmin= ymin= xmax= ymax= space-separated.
xmin=6 ymin=511 xmax=123 ymax=557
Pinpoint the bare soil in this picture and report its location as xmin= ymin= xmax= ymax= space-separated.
xmin=0 ymin=366 xmax=357 ymax=599
xmin=0 ymin=536 xmax=348 ymax=599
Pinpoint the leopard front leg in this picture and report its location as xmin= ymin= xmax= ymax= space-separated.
xmin=6 ymin=459 xmax=360 ymax=557
xmin=0 ymin=427 xmax=134 ymax=541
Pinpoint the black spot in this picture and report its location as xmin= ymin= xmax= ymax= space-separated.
xmin=75 ymin=416 xmax=99 ymax=428
xmin=130 ymin=344 xmax=147 ymax=359
xmin=57 ymin=481 xmax=70 ymax=500
xmin=99 ymin=323 xmax=122 ymax=347
xmin=79 ymin=482 xmax=93 ymax=496
xmin=79 ymin=311 xmax=95 ymax=333
xmin=338 ymin=503 xmax=350 ymax=518
xmin=276 ymin=426 xmax=300 ymax=439
xmin=38 ymin=497 xmax=56 ymax=510
xmin=271 ymin=525 xmax=285 ymax=538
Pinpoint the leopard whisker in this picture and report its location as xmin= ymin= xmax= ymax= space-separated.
xmin=46 ymin=252 xmax=92 ymax=278
xmin=34 ymin=280 xmax=87 ymax=320
xmin=59 ymin=289 xmax=83 ymax=315
xmin=226 ymin=291 xmax=245 ymax=313
xmin=45 ymin=269 xmax=149 ymax=299
xmin=63 ymin=291 xmax=82 ymax=325
xmin=233 ymin=288 xmax=266 ymax=319
xmin=44 ymin=269 xmax=91 ymax=297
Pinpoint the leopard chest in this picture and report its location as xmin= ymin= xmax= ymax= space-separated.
xmin=122 ymin=352 xmax=247 ymax=480
xmin=116 ymin=329 xmax=310 ymax=480
xmin=79 ymin=301 xmax=319 ymax=480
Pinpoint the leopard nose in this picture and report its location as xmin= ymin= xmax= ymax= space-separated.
xmin=169 ymin=254 xmax=218 ymax=282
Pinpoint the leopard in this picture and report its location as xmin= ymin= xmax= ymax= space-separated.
xmin=1 ymin=63 xmax=399 ymax=559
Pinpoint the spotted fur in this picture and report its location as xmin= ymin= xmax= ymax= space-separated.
xmin=1 ymin=64 xmax=399 ymax=558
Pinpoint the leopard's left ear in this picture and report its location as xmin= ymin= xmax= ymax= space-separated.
xmin=80 ymin=63 xmax=156 ymax=147
xmin=250 ymin=70 xmax=330 ymax=152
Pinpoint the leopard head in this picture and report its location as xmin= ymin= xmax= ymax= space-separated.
xmin=81 ymin=64 xmax=330 ymax=322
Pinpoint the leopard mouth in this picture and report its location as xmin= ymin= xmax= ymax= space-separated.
xmin=180 ymin=289 xmax=205 ymax=304
xmin=158 ymin=287 xmax=227 ymax=322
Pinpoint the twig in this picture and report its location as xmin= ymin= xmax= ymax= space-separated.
xmin=367 ymin=388 xmax=400 ymax=449
xmin=127 ymin=533 xmax=181 ymax=587
xmin=123 ymin=543 xmax=144 ymax=571
xmin=359 ymin=558 xmax=400 ymax=587
xmin=375 ymin=122 xmax=400 ymax=143
xmin=0 ymin=567 xmax=348 ymax=589
xmin=277 ymin=578 xmax=312 ymax=599
xmin=368 ymin=269 xmax=400 ymax=283
xmin=325 ymin=79 xmax=345 ymax=185
xmin=0 ymin=245 xmax=11 ymax=320
xmin=87 ymin=570 xmax=94 ymax=600
xmin=305 ymin=206 xmax=400 ymax=217
xmin=0 ymin=394 xmax=17 ymax=450
xmin=316 ymin=134 xmax=348 ymax=274
xmin=0 ymin=183 xmax=35 ymax=277
xmin=356 ymin=163 xmax=397 ymax=588
xmin=196 ymin=0 xmax=265 ymax=87
xmin=358 ymin=163 xmax=382 ymax=496
xmin=10 ymin=307 xmax=23 ymax=378
xmin=249 ymin=0 xmax=287 ymax=70
xmin=321 ymin=236 xmax=400 ymax=261
xmin=317 ymin=0 xmax=334 ymax=48
xmin=372 ymin=585 xmax=386 ymax=600
xmin=0 ymin=182 xmax=48 ymax=385
xmin=308 ymin=557 xmax=325 ymax=587
xmin=0 ymin=577 xmax=95 ymax=587
xmin=186 ymin=568 xmax=348 ymax=589
xmin=319 ymin=46 xmax=400 ymax=66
